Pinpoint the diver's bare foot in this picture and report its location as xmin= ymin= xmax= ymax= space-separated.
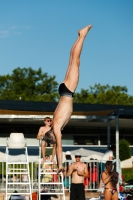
xmin=78 ymin=25 xmax=92 ymax=37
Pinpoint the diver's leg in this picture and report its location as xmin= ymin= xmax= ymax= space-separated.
xmin=63 ymin=25 xmax=92 ymax=92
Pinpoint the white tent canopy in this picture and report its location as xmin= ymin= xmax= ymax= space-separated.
xmin=0 ymin=151 xmax=39 ymax=162
xmin=70 ymin=148 xmax=104 ymax=157
xmin=121 ymin=157 xmax=133 ymax=169
xmin=82 ymin=154 xmax=104 ymax=162
xmin=0 ymin=148 xmax=104 ymax=163
xmin=1 ymin=150 xmax=132 ymax=168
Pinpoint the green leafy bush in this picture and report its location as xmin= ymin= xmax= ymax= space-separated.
xmin=122 ymin=169 xmax=133 ymax=181
xmin=119 ymin=139 xmax=131 ymax=161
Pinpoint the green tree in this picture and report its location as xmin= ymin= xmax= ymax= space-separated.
xmin=119 ymin=139 xmax=131 ymax=161
xmin=122 ymin=169 xmax=133 ymax=181
xmin=74 ymin=84 xmax=133 ymax=105
xmin=0 ymin=67 xmax=59 ymax=102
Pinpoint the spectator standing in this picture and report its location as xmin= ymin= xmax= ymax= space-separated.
xmin=67 ymin=152 xmax=88 ymax=200
xmin=101 ymin=161 xmax=119 ymax=200
xmin=98 ymin=145 xmax=116 ymax=191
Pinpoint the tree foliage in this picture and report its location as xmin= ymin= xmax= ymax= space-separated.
xmin=119 ymin=139 xmax=132 ymax=161
xmin=122 ymin=169 xmax=133 ymax=181
xmin=1 ymin=68 xmax=133 ymax=105
xmin=74 ymin=84 xmax=133 ymax=105
xmin=0 ymin=67 xmax=59 ymax=102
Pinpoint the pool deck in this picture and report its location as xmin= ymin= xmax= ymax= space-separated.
xmin=0 ymin=191 xmax=103 ymax=200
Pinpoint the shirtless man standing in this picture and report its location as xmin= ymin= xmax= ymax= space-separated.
xmin=67 ymin=153 xmax=88 ymax=200
xmin=43 ymin=25 xmax=92 ymax=172
xmin=37 ymin=117 xmax=56 ymax=163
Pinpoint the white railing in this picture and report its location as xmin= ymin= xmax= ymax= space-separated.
xmin=0 ymin=160 xmax=103 ymax=193
xmin=63 ymin=160 xmax=101 ymax=192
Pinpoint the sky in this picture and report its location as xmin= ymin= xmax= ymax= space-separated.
xmin=0 ymin=1 xmax=133 ymax=95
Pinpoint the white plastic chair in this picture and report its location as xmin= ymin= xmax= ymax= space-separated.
xmin=7 ymin=133 xmax=26 ymax=148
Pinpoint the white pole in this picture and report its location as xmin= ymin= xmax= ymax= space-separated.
xmin=115 ymin=116 xmax=119 ymax=192
xmin=107 ymin=120 xmax=110 ymax=149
